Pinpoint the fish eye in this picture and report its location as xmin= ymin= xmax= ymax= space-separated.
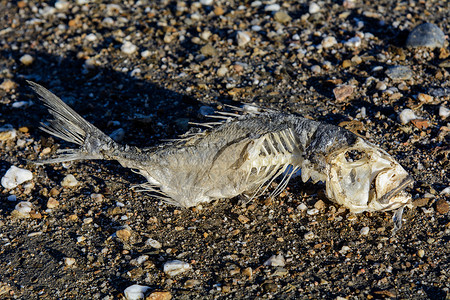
xmin=344 ymin=149 xmax=367 ymax=162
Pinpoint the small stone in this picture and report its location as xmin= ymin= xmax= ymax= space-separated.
xmin=410 ymin=119 xmax=429 ymax=130
xmin=345 ymin=36 xmax=361 ymax=48
xmin=297 ymin=203 xmax=307 ymax=211
xmin=375 ymin=82 xmax=387 ymax=91
xmin=441 ymin=187 xmax=450 ymax=195
xmin=47 ymin=197 xmax=59 ymax=209
xmin=406 ymin=23 xmax=445 ymax=49
xmin=90 ymin=193 xmax=104 ymax=202
xmin=238 ymin=215 xmax=250 ymax=224
xmin=12 ymin=201 xmax=33 ymax=218
xmin=307 ymin=208 xmax=319 ymax=215
xmin=264 ymin=254 xmax=285 ymax=267
xmin=342 ymin=60 xmax=352 ymax=68
xmin=386 ymin=66 xmax=413 ymax=80
xmin=321 ymin=36 xmax=337 ymax=48
xmin=439 ymin=105 xmax=450 ymax=119
xmin=310 ymin=65 xmax=321 ymax=73
xmin=64 ymin=257 xmax=76 ymax=267
xmin=0 ymin=125 xmax=17 ymax=141
xmin=360 ymin=227 xmax=370 ymax=235
xmin=19 ymin=54 xmax=34 ymax=66
xmin=333 ymin=85 xmax=354 ymax=102
xmin=216 ymin=66 xmax=228 ymax=77
xmin=274 ymin=11 xmax=291 ymax=24
xmin=146 ymin=291 xmax=172 ymax=300
xmin=236 ymin=31 xmax=251 ymax=47
xmin=124 ymin=284 xmax=151 ymax=300
xmin=116 ymin=228 xmax=132 ymax=241
xmin=163 ymin=260 xmax=191 ymax=276
xmin=184 ymin=279 xmax=201 ymax=288
xmin=213 ymin=6 xmax=225 ymax=16
xmin=110 ymin=128 xmax=125 ymax=142
xmin=262 ymin=281 xmax=278 ymax=293
xmin=412 ymin=198 xmax=429 ymax=207
xmin=1 ymin=166 xmax=33 ymax=189
xmin=304 ymin=231 xmax=315 ymax=240
xmin=436 ymin=199 xmax=449 ymax=214
xmin=398 ymin=109 xmax=417 ymax=124
xmin=264 ymin=4 xmax=280 ymax=12
xmin=199 ymin=0 xmax=213 ymax=5
xmin=309 ymin=2 xmax=320 ymax=14
xmin=200 ymin=44 xmax=217 ymax=56
xmin=141 ymin=50 xmax=151 ymax=58
xmin=314 ymin=200 xmax=326 ymax=210
xmin=55 ymin=0 xmax=70 ymax=10
xmin=417 ymin=249 xmax=425 ymax=258
xmin=121 ymin=41 xmax=138 ymax=55
xmin=61 ymin=174 xmax=79 ymax=188
xmin=417 ymin=93 xmax=434 ymax=103
xmin=0 ymin=79 xmax=17 ymax=92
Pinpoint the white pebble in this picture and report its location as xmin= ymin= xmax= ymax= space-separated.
xmin=14 ymin=201 xmax=33 ymax=217
xmin=304 ymin=231 xmax=315 ymax=240
xmin=321 ymin=36 xmax=337 ymax=48
xmin=417 ymin=249 xmax=425 ymax=258
xmin=64 ymin=257 xmax=76 ymax=267
xmin=54 ymin=0 xmax=70 ymax=10
xmin=19 ymin=54 xmax=34 ymax=66
xmin=121 ymin=41 xmax=138 ymax=55
xmin=216 ymin=66 xmax=228 ymax=77
xmin=398 ymin=109 xmax=417 ymax=124
xmin=339 ymin=246 xmax=351 ymax=254
xmin=265 ymin=4 xmax=280 ymax=11
xmin=145 ymin=238 xmax=162 ymax=249
xmin=1 ymin=166 xmax=33 ymax=189
xmin=200 ymin=0 xmax=213 ymax=5
xmin=61 ymin=174 xmax=79 ymax=187
xmin=345 ymin=36 xmax=361 ymax=48
xmin=236 ymin=31 xmax=251 ymax=47
xmin=141 ymin=50 xmax=151 ymax=58
xmin=310 ymin=65 xmax=321 ymax=74
xmin=124 ymin=285 xmax=151 ymax=300
xmin=163 ymin=260 xmax=191 ymax=276
xmin=0 ymin=125 xmax=17 ymax=141
xmin=297 ymin=203 xmax=307 ymax=211
xmin=136 ymin=255 xmax=149 ymax=265
xmin=309 ymin=2 xmax=320 ymax=14
xmin=263 ymin=254 xmax=285 ymax=267
xmin=440 ymin=187 xmax=450 ymax=195
xmin=85 ymin=33 xmax=97 ymax=42
xmin=307 ymin=208 xmax=319 ymax=215
xmin=360 ymin=227 xmax=370 ymax=235
xmin=439 ymin=105 xmax=450 ymax=119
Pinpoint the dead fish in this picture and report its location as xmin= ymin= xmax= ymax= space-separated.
xmin=29 ymin=82 xmax=413 ymax=230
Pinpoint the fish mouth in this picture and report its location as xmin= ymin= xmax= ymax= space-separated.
xmin=375 ymin=175 xmax=414 ymax=205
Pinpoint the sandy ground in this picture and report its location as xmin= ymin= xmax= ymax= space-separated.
xmin=0 ymin=0 xmax=449 ymax=299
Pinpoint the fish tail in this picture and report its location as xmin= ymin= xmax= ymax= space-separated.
xmin=28 ymin=81 xmax=118 ymax=164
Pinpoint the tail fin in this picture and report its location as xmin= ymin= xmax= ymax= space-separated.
xmin=28 ymin=81 xmax=118 ymax=164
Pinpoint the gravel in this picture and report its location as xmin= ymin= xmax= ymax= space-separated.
xmin=0 ymin=0 xmax=448 ymax=299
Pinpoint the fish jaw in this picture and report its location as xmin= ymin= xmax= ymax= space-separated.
xmin=324 ymin=138 xmax=413 ymax=213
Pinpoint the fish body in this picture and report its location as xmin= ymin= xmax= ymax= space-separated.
xmin=29 ymin=82 xmax=413 ymax=228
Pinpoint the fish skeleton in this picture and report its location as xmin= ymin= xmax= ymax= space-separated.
xmin=29 ymin=81 xmax=414 ymax=231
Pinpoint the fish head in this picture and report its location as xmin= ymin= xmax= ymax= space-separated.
xmin=325 ymin=138 xmax=413 ymax=213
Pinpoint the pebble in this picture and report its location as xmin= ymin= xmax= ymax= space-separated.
xmin=242 ymin=267 xmax=253 ymax=279
xmin=417 ymin=93 xmax=434 ymax=104
xmin=146 ymin=291 xmax=172 ymax=300
xmin=199 ymin=0 xmax=213 ymax=5
xmin=123 ymin=284 xmax=151 ymax=300
xmin=200 ymin=44 xmax=217 ymax=56
xmin=441 ymin=187 xmax=450 ymax=195
xmin=304 ymin=231 xmax=315 ymax=240
xmin=184 ymin=279 xmax=201 ymax=288
xmin=360 ymin=227 xmax=370 ymax=235
xmin=436 ymin=199 xmax=449 ymax=214
xmin=417 ymin=249 xmax=425 ymax=258
xmin=263 ymin=254 xmax=285 ymax=267
xmin=116 ymin=228 xmax=132 ymax=241
xmin=163 ymin=260 xmax=191 ymax=276
xmin=54 ymin=0 xmax=70 ymax=10
xmin=47 ymin=198 xmax=59 ymax=209
xmin=439 ymin=105 xmax=450 ymax=119
xmin=306 ymin=208 xmax=319 ymax=215
xmin=314 ymin=200 xmax=326 ymax=210
xmin=0 ymin=79 xmax=17 ymax=92
xmin=309 ymin=2 xmax=321 ymax=14
xmin=13 ymin=201 xmax=33 ymax=218
xmin=64 ymin=257 xmax=76 ymax=267
xmin=0 ymin=125 xmax=17 ymax=141
xmin=406 ymin=23 xmax=445 ymax=49
xmin=398 ymin=109 xmax=418 ymax=125
xmin=1 ymin=166 xmax=33 ymax=189
xmin=264 ymin=4 xmax=280 ymax=12
xmin=375 ymin=81 xmax=387 ymax=91
xmin=110 ymin=128 xmax=125 ymax=142
xmin=333 ymin=85 xmax=354 ymax=102
xmin=274 ymin=11 xmax=291 ymax=24
xmin=386 ymin=66 xmax=413 ymax=80
xmin=344 ymin=36 xmax=361 ymax=48
xmin=310 ymin=65 xmax=321 ymax=74
xmin=321 ymin=36 xmax=337 ymax=48
xmin=236 ymin=31 xmax=251 ymax=47
xmin=61 ymin=174 xmax=79 ymax=187
xmin=216 ymin=66 xmax=228 ymax=77
xmin=19 ymin=54 xmax=34 ymax=66
xmin=121 ymin=41 xmax=138 ymax=55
